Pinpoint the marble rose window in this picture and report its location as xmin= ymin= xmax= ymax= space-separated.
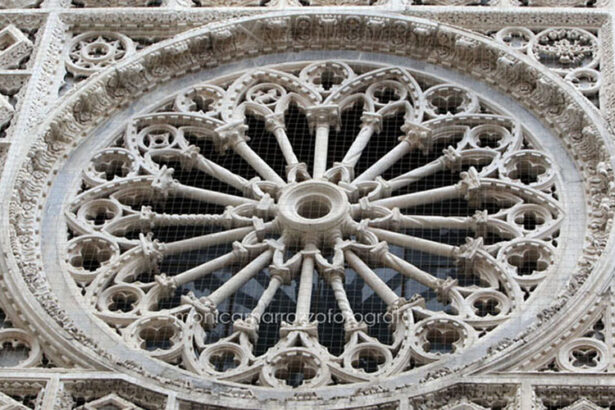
xmin=4 ymin=5 xmax=615 ymax=407
xmin=60 ymin=60 xmax=566 ymax=388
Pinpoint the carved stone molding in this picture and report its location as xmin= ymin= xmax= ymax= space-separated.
xmin=534 ymin=385 xmax=615 ymax=409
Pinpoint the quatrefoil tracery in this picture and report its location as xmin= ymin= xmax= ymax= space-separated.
xmin=63 ymin=61 xmax=563 ymax=388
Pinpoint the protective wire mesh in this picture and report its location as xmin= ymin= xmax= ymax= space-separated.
xmin=127 ymin=86 xmax=453 ymax=354
xmin=66 ymin=61 xmax=561 ymax=389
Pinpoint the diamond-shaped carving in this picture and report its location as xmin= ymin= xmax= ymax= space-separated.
xmin=0 ymin=390 xmax=29 ymax=409
xmin=76 ymin=393 xmax=143 ymax=410
xmin=0 ymin=94 xmax=13 ymax=128
xmin=441 ymin=399 xmax=489 ymax=410
xmin=0 ymin=25 xmax=32 ymax=69
xmin=562 ymin=398 xmax=607 ymax=410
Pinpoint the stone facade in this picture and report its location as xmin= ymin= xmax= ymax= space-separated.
xmin=0 ymin=1 xmax=615 ymax=409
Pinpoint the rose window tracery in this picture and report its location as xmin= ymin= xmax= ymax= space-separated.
xmin=61 ymin=60 xmax=564 ymax=388
xmin=66 ymin=32 xmax=135 ymax=78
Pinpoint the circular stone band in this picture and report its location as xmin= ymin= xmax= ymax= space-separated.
xmin=277 ymin=181 xmax=350 ymax=236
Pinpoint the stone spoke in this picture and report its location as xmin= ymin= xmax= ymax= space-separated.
xmin=369 ymin=227 xmax=457 ymax=258
xmin=374 ymin=214 xmax=473 ymax=230
xmin=306 ymin=106 xmax=338 ymax=179
xmin=353 ymin=140 xmax=412 ymax=184
xmin=105 ymin=211 xmax=250 ymax=238
xmin=344 ymin=249 xmax=399 ymax=307
xmin=233 ymin=140 xmax=286 ymax=185
xmin=247 ymin=275 xmax=283 ymax=325
xmin=329 ymin=273 xmax=359 ymax=328
xmin=381 ymin=251 xmax=443 ymax=291
xmin=353 ymin=122 xmax=430 ymax=184
xmin=266 ymin=114 xmax=300 ymax=166
xmin=193 ymin=155 xmax=251 ymax=193
xmin=313 ymin=124 xmax=329 ymax=179
xmin=163 ymin=225 xmax=270 ymax=255
xmin=386 ymin=158 xmax=447 ymax=192
xmin=371 ymin=168 xmax=480 ymax=209
xmin=368 ymin=184 xmax=462 ymax=209
xmin=170 ymin=182 xmax=256 ymax=207
xmin=216 ymin=122 xmax=286 ymax=185
xmin=159 ymin=251 xmax=238 ymax=289
xmin=295 ymin=248 xmax=316 ymax=324
xmin=147 ymin=212 xmax=237 ymax=227
xmin=207 ymin=250 xmax=273 ymax=306
xmin=341 ymin=113 xmax=381 ymax=169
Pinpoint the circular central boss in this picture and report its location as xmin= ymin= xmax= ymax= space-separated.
xmin=277 ymin=181 xmax=349 ymax=234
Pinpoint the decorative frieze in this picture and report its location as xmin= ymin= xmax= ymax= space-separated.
xmin=0 ymin=0 xmax=41 ymax=8
xmin=535 ymin=385 xmax=615 ymax=409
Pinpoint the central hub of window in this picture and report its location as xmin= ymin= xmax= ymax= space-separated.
xmin=296 ymin=197 xmax=332 ymax=220
xmin=277 ymin=181 xmax=349 ymax=236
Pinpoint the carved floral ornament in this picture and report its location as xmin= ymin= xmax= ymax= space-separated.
xmin=5 ymin=11 xmax=615 ymax=403
xmin=494 ymin=27 xmax=602 ymax=98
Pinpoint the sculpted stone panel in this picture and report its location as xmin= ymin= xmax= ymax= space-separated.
xmin=512 ymin=290 xmax=614 ymax=374
xmin=0 ymin=380 xmax=44 ymax=409
xmin=535 ymin=386 xmax=615 ymax=409
xmin=66 ymin=32 xmax=136 ymax=78
xmin=517 ymin=0 xmax=606 ymax=5
xmin=0 ymin=24 xmax=33 ymax=169
xmin=0 ymin=24 xmax=32 ymax=69
xmin=0 ymin=0 xmax=41 ymax=8
xmin=60 ymin=380 xmax=168 ymax=409
xmin=0 ymin=74 xmax=29 ymax=140
xmin=493 ymin=27 xmax=602 ymax=107
xmin=408 ymin=384 xmax=520 ymax=409
xmin=0 ymin=309 xmax=44 ymax=369
xmin=0 ymin=94 xmax=13 ymax=131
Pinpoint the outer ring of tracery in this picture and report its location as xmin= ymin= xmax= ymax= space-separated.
xmin=3 ymin=11 xmax=614 ymax=405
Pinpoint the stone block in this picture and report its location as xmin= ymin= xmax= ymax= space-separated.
xmin=0 ymin=25 xmax=32 ymax=69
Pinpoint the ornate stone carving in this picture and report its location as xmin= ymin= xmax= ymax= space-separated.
xmin=0 ymin=6 xmax=614 ymax=409
xmin=493 ymin=27 xmax=602 ymax=106
xmin=0 ymin=0 xmax=41 ymax=7
xmin=0 ymin=380 xmax=44 ymax=409
xmin=75 ymin=393 xmax=144 ymax=410
xmin=0 ymin=94 xmax=13 ymax=129
xmin=520 ymin=0 xmax=601 ymax=6
xmin=66 ymin=32 xmax=136 ymax=78
xmin=62 ymin=380 xmax=167 ymax=409
xmin=53 ymin=0 xmax=612 ymax=6
xmin=409 ymin=384 xmax=520 ymax=409
xmin=535 ymin=386 xmax=615 ymax=409
xmin=0 ymin=24 xmax=32 ymax=69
